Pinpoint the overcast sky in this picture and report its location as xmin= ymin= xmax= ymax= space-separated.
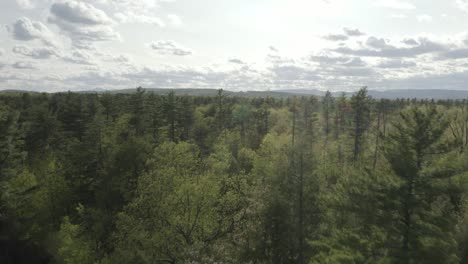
xmin=2 ymin=0 xmax=468 ymax=92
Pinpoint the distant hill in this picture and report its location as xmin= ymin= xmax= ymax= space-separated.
xmin=2 ymin=88 xmax=468 ymax=99
xmin=84 ymin=88 xmax=293 ymax=98
xmin=367 ymin=89 xmax=468 ymax=100
xmin=0 ymin=89 xmax=41 ymax=95
xmin=274 ymin=89 xmax=468 ymax=100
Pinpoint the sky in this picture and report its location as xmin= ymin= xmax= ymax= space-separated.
xmin=2 ymin=0 xmax=468 ymax=92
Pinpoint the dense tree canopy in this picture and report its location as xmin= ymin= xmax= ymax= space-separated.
xmin=2 ymin=88 xmax=468 ymax=263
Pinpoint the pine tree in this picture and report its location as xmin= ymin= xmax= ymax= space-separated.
xmin=322 ymin=91 xmax=334 ymax=139
xmin=350 ymin=87 xmax=371 ymax=164
xmin=385 ymin=105 xmax=459 ymax=263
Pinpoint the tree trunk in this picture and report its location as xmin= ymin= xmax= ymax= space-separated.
xmin=298 ymin=152 xmax=304 ymax=264
xmin=372 ymin=112 xmax=381 ymax=170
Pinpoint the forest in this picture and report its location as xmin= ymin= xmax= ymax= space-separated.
xmin=2 ymin=87 xmax=468 ymax=264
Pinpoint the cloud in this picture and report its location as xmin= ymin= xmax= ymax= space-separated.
xmin=12 ymin=61 xmax=36 ymax=69
xmin=167 ymin=14 xmax=182 ymax=26
xmin=8 ymin=17 xmax=56 ymax=46
xmin=323 ymin=66 xmax=376 ymax=77
xmin=310 ymin=55 xmax=347 ymax=64
xmin=390 ymin=14 xmax=408 ymax=19
xmin=323 ymin=28 xmax=365 ymax=42
xmin=48 ymin=0 xmax=119 ymax=48
xmin=342 ymin=57 xmax=367 ymax=67
xmin=13 ymin=0 xmax=51 ymax=9
xmin=66 ymin=67 xmax=212 ymax=90
xmin=104 ymin=0 xmax=161 ymax=12
xmin=417 ymin=14 xmax=433 ymax=23
xmin=268 ymin=50 xmax=377 ymax=90
xmin=103 ymin=54 xmax=132 ymax=63
xmin=439 ymin=48 xmax=468 ymax=59
xmin=50 ymin=1 xmax=112 ymax=25
xmin=12 ymin=45 xmax=60 ymax=59
xmin=377 ymin=59 xmax=417 ymax=68
xmin=456 ymin=0 xmax=468 ymax=12
xmin=374 ymin=0 xmax=415 ymax=9
xmin=149 ymin=40 xmax=192 ymax=56
xmin=114 ymin=12 xmax=165 ymax=26
xmin=104 ymin=0 xmax=175 ymax=27
xmin=0 ymin=48 xmax=4 ymax=56
xmin=343 ymin=27 xmax=365 ymax=37
xmin=374 ymin=71 xmax=468 ymax=90
xmin=15 ymin=0 xmax=34 ymax=9
xmin=266 ymin=53 xmax=295 ymax=64
xmin=309 ymin=53 xmax=373 ymax=76
xmin=62 ymin=50 xmax=97 ymax=65
xmin=332 ymin=36 xmax=447 ymax=58
xmin=323 ymin=34 xmax=349 ymax=41
xmin=229 ymin=58 xmax=246 ymax=64
xmin=267 ymin=56 xmax=377 ymax=90
xmin=366 ymin=36 xmax=389 ymax=49
xmin=270 ymin=65 xmax=321 ymax=81
xmin=5 ymin=18 xmax=468 ymax=92
xmin=402 ymin=38 xmax=419 ymax=46
xmin=55 ymin=62 xmax=271 ymax=91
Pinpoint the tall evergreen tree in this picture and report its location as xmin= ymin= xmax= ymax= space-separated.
xmin=350 ymin=87 xmax=371 ymax=163
xmin=385 ymin=105 xmax=458 ymax=263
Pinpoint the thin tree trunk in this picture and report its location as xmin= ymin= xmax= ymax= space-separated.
xmin=402 ymin=178 xmax=414 ymax=264
xmin=372 ymin=112 xmax=381 ymax=170
xmin=298 ymin=152 xmax=304 ymax=264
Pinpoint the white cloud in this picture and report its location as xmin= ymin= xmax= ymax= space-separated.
xmin=106 ymin=0 xmax=161 ymax=12
xmin=63 ymin=50 xmax=97 ymax=65
xmin=269 ymin=46 xmax=279 ymax=52
xmin=439 ymin=48 xmax=468 ymax=59
xmin=374 ymin=0 xmax=415 ymax=10
xmin=373 ymin=71 xmax=468 ymax=90
xmin=331 ymin=36 xmax=448 ymax=58
xmin=417 ymin=14 xmax=433 ymax=23
xmin=229 ymin=58 xmax=246 ymax=64
xmin=167 ymin=14 xmax=182 ymax=26
xmin=103 ymin=54 xmax=132 ymax=63
xmin=48 ymin=0 xmax=120 ymax=48
xmin=366 ymin=36 xmax=389 ymax=49
xmin=309 ymin=54 xmax=350 ymax=65
xmin=377 ymin=59 xmax=417 ymax=68
xmin=390 ymin=14 xmax=408 ymax=19
xmin=456 ymin=0 xmax=468 ymax=12
xmin=114 ymin=12 xmax=165 ymax=26
xmin=323 ymin=34 xmax=349 ymax=41
xmin=266 ymin=53 xmax=294 ymax=64
xmin=402 ymin=38 xmax=419 ymax=46
xmin=106 ymin=0 xmax=174 ymax=27
xmin=343 ymin=27 xmax=365 ymax=37
xmin=15 ymin=0 xmax=35 ymax=9
xmin=4 ymin=3 xmax=468 ymax=92
xmin=149 ymin=40 xmax=192 ymax=56
xmin=8 ymin=17 xmax=56 ymax=46
xmin=12 ymin=45 xmax=60 ymax=59
xmin=12 ymin=61 xmax=36 ymax=69
xmin=50 ymin=1 xmax=113 ymax=25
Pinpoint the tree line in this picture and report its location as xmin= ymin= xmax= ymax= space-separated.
xmin=1 ymin=87 xmax=468 ymax=263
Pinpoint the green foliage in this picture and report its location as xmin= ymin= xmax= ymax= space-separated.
xmin=112 ymin=141 xmax=249 ymax=263
xmin=55 ymin=215 xmax=97 ymax=264
xmin=2 ymin=90 xmax=468 ymax=264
